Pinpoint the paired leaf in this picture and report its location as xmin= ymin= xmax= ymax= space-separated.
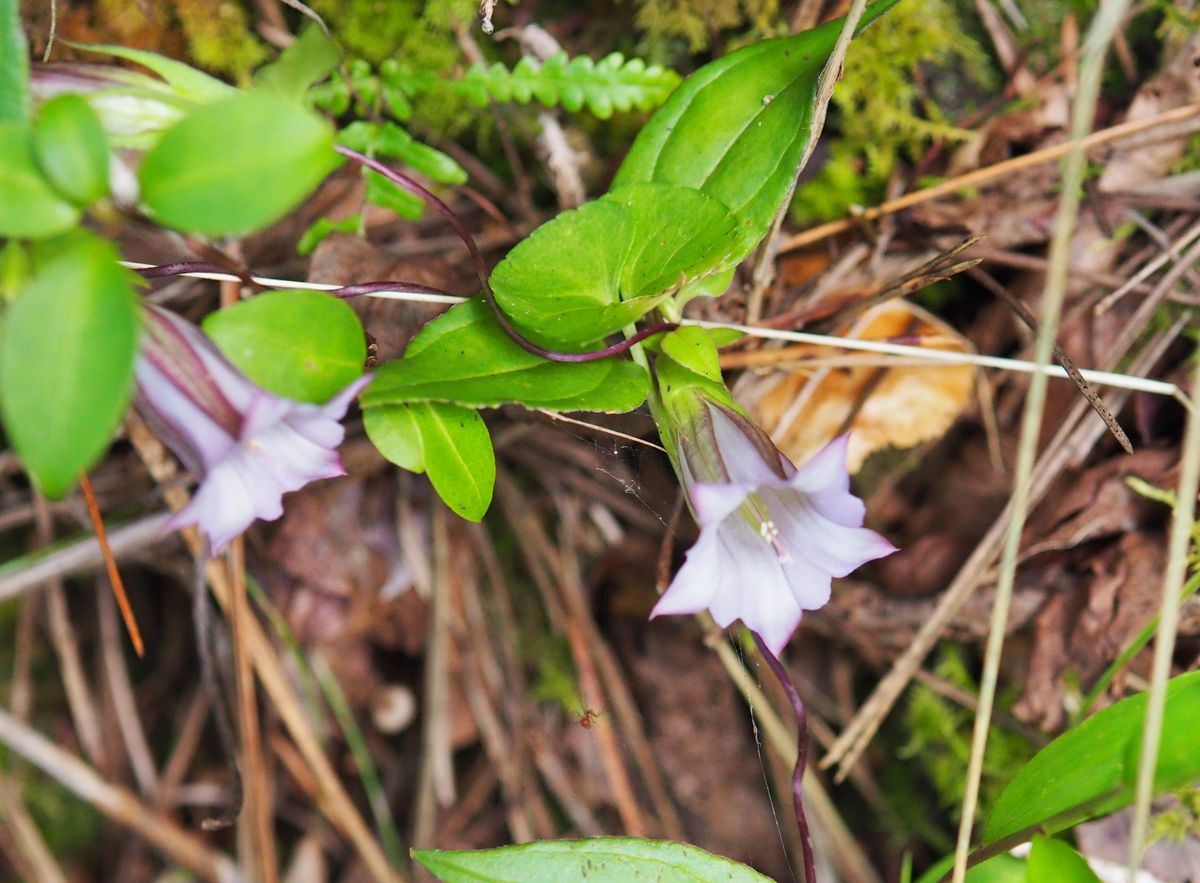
xmin=138 ymin=92 xmax=339 ymax=235
xmin=201 ymin=290 xmax=366 ymax=404
xmin=1026 ymin=837 xmax=1100 ymax=883
xmin=0 ymin=122 xmax=80 ymax=238
xmin=361 ymin=299 xmax=648 ymax=413
xmin=983 ymin=670 xmax=1200 ymax=845
xmin=365 ymin=403 xmax=494 ymax=521
xmin=413 ymin=837 xmax=775 ymax=882
xmin=613 ymin=0 xmax=899 ymax=261
xmin=253 ymin=25 xmax=342 ymax=100
xmin=32 ymin=94 xmax=110 ymax=206
xmin=0 ymin=234 xmax=138 ymax=498
xmin=0 ymin=0 xmax=30 ymax=124
xmin=490 ymin=182 xmax=740 ymax=348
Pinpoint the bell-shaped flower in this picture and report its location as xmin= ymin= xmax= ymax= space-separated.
xmin=135 ymin=304 xmax=370 ymax=554
xmin=652 ymin=393 xmax=895 ymax=654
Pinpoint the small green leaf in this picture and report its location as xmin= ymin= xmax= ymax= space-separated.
xmin=364 ymin=168 xmax=424 ymax=220
xmin=0 ymin=234 xmax=138 ymax=498
xmin=361 ymin=299 xmax=648 ymax=413
xmin=202 ymin=290 xmax=365 ymax=403
xmin=0 ymin=122 xmax=80 ymax=238
xmin=253 ymin=25 xmax=342 ymax=100
xmin=413 ymin=837 xmax=775 ymax=882
xmin=32 ymin=95 xmax=110 ymax=206
xmin=913 ymin=853 xmax=1027 ymax=883
xmin=1026 ymin=837 xmax=1100 ymax=883
xmin=363 ymin=404 xmax=424 ymax=472
xmin=0 ymin=0 xmax=30 ymax=124
xmin=139 ymin=92 xmax=339 ymax=235
xmin=366 ymin=402 xmax=494 ymax=520
xmin=65 ymin=41 xmax=234 ymax=104
xmin=1122 ymin=672 xmax=1200 ymax=794
xmin=660 ymin=326 xmax=722 ymax=383
xmin=613 ymin=0 xmax=899 ymax=261
xmin=298 ymin=214 xmax=361 ymax=256
xmin=490 ymin=182 xmax=739 ymax=349
xmin=983 ymin=670 xmax=1200 ymax=845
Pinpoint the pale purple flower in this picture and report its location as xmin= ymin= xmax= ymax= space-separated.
xmin=135 ymin=304 xmax=370 ymax=554
xmin=652 ymin=399 xmax=896 ymax=654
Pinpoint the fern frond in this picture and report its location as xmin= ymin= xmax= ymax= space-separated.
xmin=454 ymin=51 xmax=680 ymax=119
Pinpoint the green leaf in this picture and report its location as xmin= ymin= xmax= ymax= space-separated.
xmin=361 ymin=299 xmax=648 ymax=413
xmin=913 ymin=853 xmax=1027 ymax=883
xmin=1122 ymin=671 xmax=1200 ymax=794
xmin=1026 ymin=837 xmax=1100 ymax=883
xmin=297 ymin=214 xmax=361 ymax=256
xmin=0 ymin=0 xmax=30 ymax=124
xmin=138 ymin=92 xmax=339 ymax=235
xmin=0 ymin=123 xmax=80 ymax=238
xmin=983 ymin=670 xmax=1200 ymax=845
xmin=413 ymin=837 xmax=775 ymax=882
xmin=253 ymin=25 xmax=342 ymax=100
xmin=0 ymin=234 xmax=138 ymax=498
xmin=64 ymin=41 xmax=234 ymax=104
xmin=365 ymin=402 xmax=494 ymax=521
xmin=32 ymin=95 xmax=110 ymax=206
xmin=660 ymin=326 xmax=722 ymax=383
xmin=613 ymin=0 xmax=899 ymax=261
xmin=201 ymin=290 xmax=365 ymax=403
xmin=490 ymin=182 xmax=740 ymax=348
xmin=364 ymin=168 xmax=424 ymax=220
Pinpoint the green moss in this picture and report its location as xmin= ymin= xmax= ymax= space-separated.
xmin=792 ymin=1 xmax=994 ymax=224
xmin=174 ymin=0 xmax=268 ymax=82
xmin=634 ymin=0 xmax=781 ymax=54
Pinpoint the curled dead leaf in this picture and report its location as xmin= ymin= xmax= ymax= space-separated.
xmin=737 ymin=301 xmax=974 ymax=473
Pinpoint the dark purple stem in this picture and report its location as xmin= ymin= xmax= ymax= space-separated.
xmin=751 ymin=631 xmax=815 ymax=883
xmin=333 ymin=144 xmax=676 ymax=363
xmin=326 ymin=280 xmax=458 ymax=300
xmin=137 ymin=261 xmax=248 ymax=284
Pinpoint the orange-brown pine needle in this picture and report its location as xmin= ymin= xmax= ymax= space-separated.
xmin=79 ymin=473 xmax=145 ymax=657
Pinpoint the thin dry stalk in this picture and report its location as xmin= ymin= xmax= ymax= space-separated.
xmin=413 ymin=506 xmax=457 ymax=847
xmin=80 ymin=473 xmax=144 ymax=656
xmin=10 ymin=594 xmax=40 ymax=722
xmin=779 ymin=102 xmax=1200 ymax=254
xmin=0 ymin=774 xmax=68 ymax=883
xmin=125 ymin=415 xmax=404 ymax=883
xmin=156 ymin=689 xmax=211 ymax=809
xmin=35 ymin=494 xmax=107 ymax=772
xmin=97 ymin=587 xmax=158 ymax=797
xmin=227 ymin=538 xmax=278 ymax=883
xmin=0 ymin=707 xmax=239 ymax=882
xmin=1126 ymin=352 xmax=1200 ymax=875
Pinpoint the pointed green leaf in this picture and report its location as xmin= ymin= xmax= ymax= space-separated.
xmin=361 ymin=299 xmax=648 ymax=413
xmin=0 ymin=122 xmax=80 ymax=238
xmin=32 ymin=94 xmax=110 ymax=206
xmin=613 ymin=0 xmax=899 ymax=261
xmin=660 ymin=326 xmax=722 ymax=383
xmin=201 ymin=290 xmax=365 ymax=403
xmin=139 ymin=92 xmax=339 ymax=235
xmin=64 ymin=41 xmax=234 ymax=104
xmin=490 ymin=182 xmax=739 ymax=348
xmin=1026 ymin=837 xmax=1101 ymax=883
xmin=983 ymin=670 xmax=1200 ymax=845
xmin=253 ymin=25 xmax=342 ymax=100
xmin=0 ymin=0 xmax=30 ymax=124
xmin=413 ymin=837 xmax=775 ymax=882
xmin=0 ymin=234 xmax=138 ymax=498
xmin=365 ymin=402 xmax=494 ymax=520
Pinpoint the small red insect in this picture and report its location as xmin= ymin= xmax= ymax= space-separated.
xmin=577 ymin=707 xmax=605 ymax=729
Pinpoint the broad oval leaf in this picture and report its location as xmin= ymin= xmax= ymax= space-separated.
xmin=365 ymin=403 xmax=495 ymax=520
xmin=138 ymin=92 xmax=339 ymax=235
xmin=0 ymin=234 xmax=138 ymax=497
xmin=361 ymin=299 xmax=648 ymax=413
xmin=1026 ymin=836 xmax=1101 ymax=883
xmin=1 ymin=0 xmax=31 ymax=124
xmin=0 ymin=122 xmax=80 ymax=238
xmin=490 ymin=182 xmax=740 ymax=349
xmin=413 ymin=837 xmax=775 ymax=883
xmin=983 ymin=670 xmax=1200 ymax=845
xmin=612 ymin=0 xmax=898 ymax=261
xmin=32 ymin=94 xmax=110 ymax=206
xmin=201 ymin=290 xmax=365 ymax=403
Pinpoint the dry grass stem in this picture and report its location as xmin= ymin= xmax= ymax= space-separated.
xmin=79 ymin=472 xmax=144 ymax=656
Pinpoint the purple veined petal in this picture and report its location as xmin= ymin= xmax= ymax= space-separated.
xmin=786 ymin=434 xmax=853 ymax=496
xmin=247 ymin=421 xmax=346 ymax=490
xmin=134 ymin=353 xmax=239 ymax=473
xmin=706 ymin=513 xmax=802 ymax=646
xmin=168 ymin=453 xmax=275 ymax=554
xmin=766 ymin=488 xmax=896 ymax=578
xmin=651 ymin=529 xmax=722 ymax=618
xmin=706 ymin=402 xmax=790 ymax=485
xmin=779 ymin=549 xmax=835 ymax=611
xmin=689 ymin=481 xmax=754 ymax=527
xmin=803 ymin=485 xmax=866 ymax=527
xmin=284 ymin=374 xmax=374 ymax=448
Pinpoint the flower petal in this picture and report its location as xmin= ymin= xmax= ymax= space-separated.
xmin=706 ymin=402 xmax=789 ymax=485
xmin=766 ymin=488 xmax=896 ymax=577
xmin=652 ymin=529 xmax=721 ymax=617
xmin=690 ymin=481 xmax=753 ymax=526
